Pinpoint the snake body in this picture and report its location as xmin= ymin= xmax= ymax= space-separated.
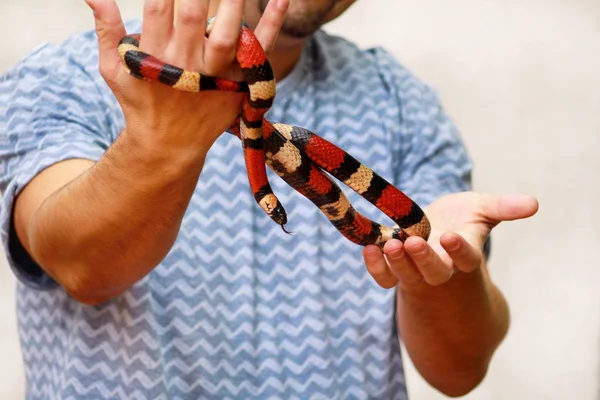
xmin=117 ymin=20 xmax=431 ymax=246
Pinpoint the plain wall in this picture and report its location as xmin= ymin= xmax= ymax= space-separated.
xmin=1 ymin=0 xmax=598 ymax=398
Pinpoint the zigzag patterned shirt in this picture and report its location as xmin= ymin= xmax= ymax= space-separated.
xmin=0 ymin=20 xmax=472 ymax=400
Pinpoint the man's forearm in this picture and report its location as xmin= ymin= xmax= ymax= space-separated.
xmin=396 ymin=263 xmax=510 ymax=396
xmin=22 ymin=128 xmax=208 ymax=305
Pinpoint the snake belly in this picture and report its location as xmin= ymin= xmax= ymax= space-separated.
xmin=116 ymin=19 xmax=431 ymax=246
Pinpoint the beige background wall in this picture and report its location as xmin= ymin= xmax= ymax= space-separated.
xmin=1 ymin=0 xmax=598 ymax=398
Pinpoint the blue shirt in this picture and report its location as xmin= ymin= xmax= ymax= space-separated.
xmin=0 ymin=20 xmax=472 ymax=399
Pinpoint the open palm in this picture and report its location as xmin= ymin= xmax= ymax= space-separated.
xmin=363 ymin=192 xmax=539 ymax=291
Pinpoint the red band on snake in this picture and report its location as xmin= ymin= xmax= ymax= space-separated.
xmin=117 ymin=18 xmax=431 ymax=246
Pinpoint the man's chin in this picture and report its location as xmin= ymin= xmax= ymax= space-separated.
xmin=279 ymin=26 xmax=317 ymax=40
xmin=278 ymin=17 xmax=326 ymax=40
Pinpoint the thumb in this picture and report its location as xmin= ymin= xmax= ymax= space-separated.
xmin=85 ymin=0 xmax=126 ymax=81
xmin=479 ymin=193 xmax=539 ymax=224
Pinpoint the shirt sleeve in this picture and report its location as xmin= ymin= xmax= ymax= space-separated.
xmin=371 ymin=48 xmax=491 ymax=258
xmin=0 ymin=41 xmax=116 ymax=290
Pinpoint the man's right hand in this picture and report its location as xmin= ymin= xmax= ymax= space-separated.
xmin=87 ymin=0 xmax=288 ymax=155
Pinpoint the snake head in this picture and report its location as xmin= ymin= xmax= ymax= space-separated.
xmin=268 ymin=203 xmax=292 ymax=235
xmin=271 ymin=203 xmax=288 ymax=225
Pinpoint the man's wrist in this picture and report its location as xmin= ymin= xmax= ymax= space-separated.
xmin=117 ymin=123 xmax=212 ymax=177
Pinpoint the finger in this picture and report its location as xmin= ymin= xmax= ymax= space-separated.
xmin=440 ymin=232 xmax=481 ymax=273
xmin=85 ymin=0 xmax=126 ymax=81
xmin=404 ymin=237 xmax=454 ymax=286
xmin=203 ymin=0 xmax=246 ymax=73
xmin=253 ymin=0 xmax=289 ymax=55
xmin=363 ymin=245 xmax=398 ymax=289
xmin=140 ymin=0 xmax=174 ymax=53
xmin=173 ymin=0 xmax=209 ymax=65
xmin=479 ymin=194 xmax=539 ymax=224
xmin=382 ymin=239 xmax=423 ymax=289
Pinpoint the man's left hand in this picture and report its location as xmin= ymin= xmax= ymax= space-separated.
xmin=363 ymin=192 xmax=539 ymax=291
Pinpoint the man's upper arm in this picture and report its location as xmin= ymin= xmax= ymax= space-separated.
xmin=0 ymin=40 xmax=116 ymax=289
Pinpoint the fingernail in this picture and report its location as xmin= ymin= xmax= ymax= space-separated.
xmin=386 ymin=248 xmax=403 ymax=260
xmin=447 ymin=240 xmax=461 ymax=252
xmin=276 ymin=0 xmax=289 ymax=11
xmin=410 ymin=242 xmax=428 ymax=256
xmin=363 ymin=246 xmax=378 ymax=257
xmin=443 ymin=235 xmax=461 ymax=252
xmin=85 ymin=0 xmax=96 ymax=12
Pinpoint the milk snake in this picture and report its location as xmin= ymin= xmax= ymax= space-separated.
xmin=117 ymin=19 xmax=431 ymax=246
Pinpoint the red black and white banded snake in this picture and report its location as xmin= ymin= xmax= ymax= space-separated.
xmin=117 ymin=18 xmax=431 ymax=246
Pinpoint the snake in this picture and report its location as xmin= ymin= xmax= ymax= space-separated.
xmin=116 ymin=18 xmax=431 ymax=246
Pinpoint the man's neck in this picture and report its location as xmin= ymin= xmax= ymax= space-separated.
xmin=268 ymin=39 xmax=307 ymax=81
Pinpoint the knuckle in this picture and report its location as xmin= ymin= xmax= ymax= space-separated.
xmin=221 ymin=0 xmax=244 ymax=9
xmin=98 ymin=63 xmax=115 ymax=82
xmin=179 ymin=13 xmax=204 ymax=27
xmin=178 ymin=6 xmax=207 ymax=26
xmin=425 ymin=276 xmax=446 ymax=286
xmin=263 ymin=16 xmax=280 ymax=30
xmin=208 ymin=35 xmax=237 ymax=52
xmin=144 ymin=0 xmax=170 ymax=18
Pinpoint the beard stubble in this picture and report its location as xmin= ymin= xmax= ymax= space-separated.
xmin=258 ymin=0 xmax=339 ymax=38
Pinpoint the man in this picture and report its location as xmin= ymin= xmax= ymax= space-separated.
xmin=0 ymin=0 xmax=538 ymax=398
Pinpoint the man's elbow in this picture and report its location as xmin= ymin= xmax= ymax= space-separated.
xmin=426 ymin=361 xmax=490 ymax=398
xmin=34 ymin=251 xmax=123 ymax=306
xmin=64 ymin=274 xmax=121 ymax=306
xmin=43 ymin=266 xmax=122 ymax=305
